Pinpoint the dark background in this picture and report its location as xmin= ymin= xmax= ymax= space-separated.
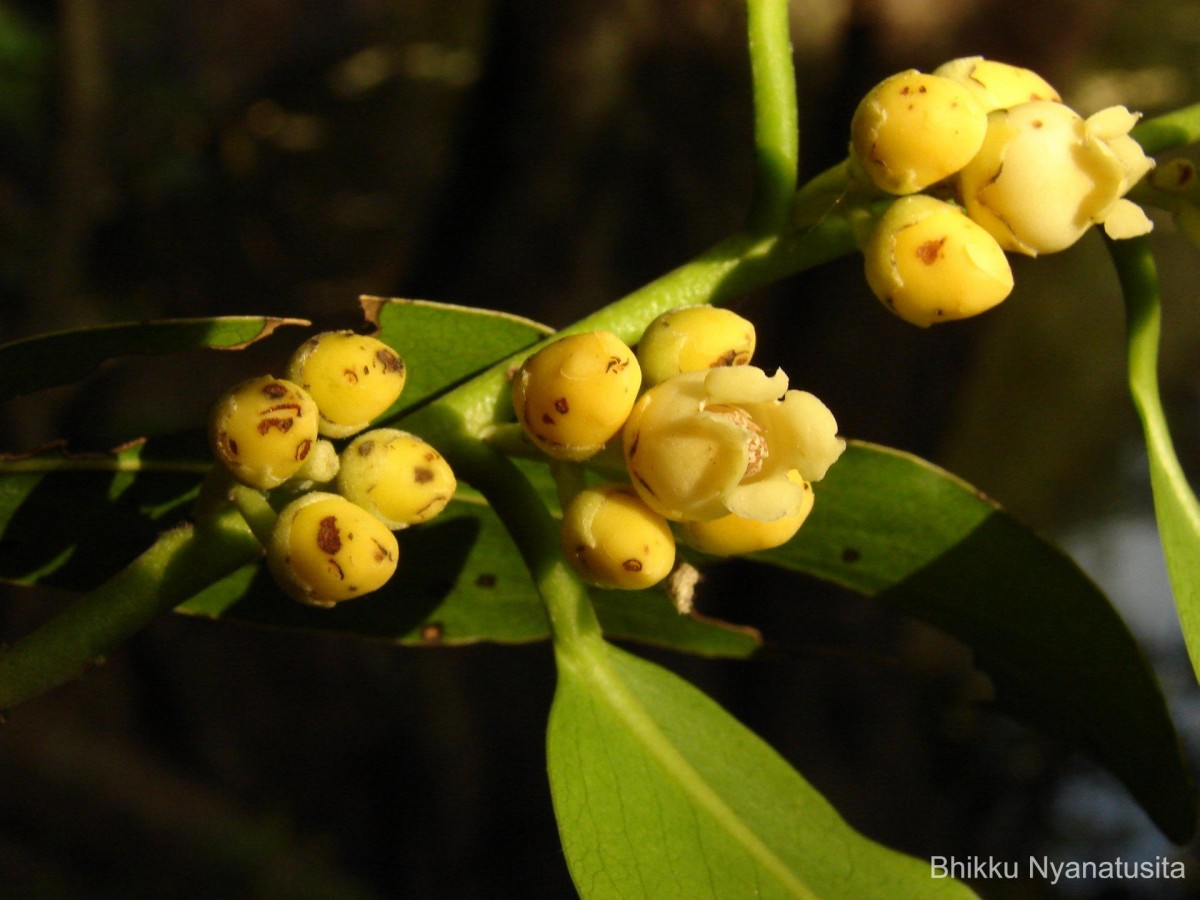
xmin=2 ymin=1 xmax=1200 ymax=897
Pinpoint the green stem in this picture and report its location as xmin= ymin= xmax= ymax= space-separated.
xmin=1110 ymin=235 xmax=1200 ymax=684
xmin=229 ymin=484 xmax=278 ymax=546
xmin=433 ymin=427 xmax=601 ymax=651
xmin=549 ymin=460 xmax=588 ymax=512
xmin=745 ymin=0 xmax=798 ymax=234
xmin=1132 ymin=101 xmax=1200 ymax=155
xmin=0 ymin=506 xmax=262 ymax=712
xmin=0 ymin=456 xmax=210 ymax=476
xmin=422 ymin=218 xmax=857 ymax=442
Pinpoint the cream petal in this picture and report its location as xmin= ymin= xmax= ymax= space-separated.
xmin=1085 ymin=105 xmax=1139 ymax=140
xmin=754 ymin=390 xmax=846 ymax=483
xmin=1103 ymin=199 xmax=1154 ymax=239
xmin=723 ymin=476 xmax=807 ymax=522
xmin=704 ymin=365 xmax=788 ymax=405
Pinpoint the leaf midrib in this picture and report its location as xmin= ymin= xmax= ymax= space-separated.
xmin=559 ymin=640 xmax=819 ymax=899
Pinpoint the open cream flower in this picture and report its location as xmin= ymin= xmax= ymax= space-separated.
xmin=957 ymin=100 xmax=1154 ymax=256
xmin=622 ymin=366 xmax=844 ymax=523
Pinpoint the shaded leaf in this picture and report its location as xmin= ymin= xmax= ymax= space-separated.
xmin=0 ymin=316 xmax=309 ymax=403
xmin=0 ymin=436 xmax=209 ymax=590
xmin=548 ymin=640 xmax=976 ymax=899
xmin=0 ymin=506 xmax=263 ymax=711
xmin=178 ymin=489 xmax=759 ymax=657
xmin=760 ymin=441 xmax=1196 ymax=844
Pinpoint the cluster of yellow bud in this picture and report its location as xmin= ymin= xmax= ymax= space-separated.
xmin=511 ymin=307 xmax=844 ymax=593
xmin=851 ymin=56 xmax=1156 ymax=327
xmin=208 ymin=331 xmax=456 ymax=607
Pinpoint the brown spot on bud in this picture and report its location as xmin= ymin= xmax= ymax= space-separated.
xmin=712 ymin=348 xmax=750 ymax=368
xmin=376 ymin=349 xmax=404 ymax=374
xmin=317 ymin=516 xmax=342 ymax=554
xmin=414 ymin=466 xmax=434 ymax=484
xmin=916 ymin=237 xmax=947 ymax=265
xmin=372 ymin=538 xmax=393 ymax=562
xmin=258 ymin=417 xmax=294 ymax=435
xmin=296 ymin=439 xmax=312 ymax=461
xmin=358 ymin=440 xmax=375 ymax=456
xmin=262 ymin=403 xmax=303 ymax=416
xmin=554 ymin=397 xmax=570 ymax=415
xmin=226 ymin=436 xmax=239 ymax=456
xmin=476 ymin=573 xmax=497 ymax=588
xmin=327 ymin=559 xmax=345 ymax=581
xmin=622 ymin=559 xmax=643 ymax=572
xmin=541 ymin=414 xmax=555 ymax=425
xmin=262 ymin=382 xmax=288 ymax=398
xmin=633 ymin=471 xmax=657 ymax=497
xmin=605 ymin=356 xmax=628 ymax=373
xmin=343 ymin=368 xmax=359 ymax=383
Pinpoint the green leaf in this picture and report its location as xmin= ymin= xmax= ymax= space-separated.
xmin=178 ymin=490 xmax=551 ymax=644
xmin=0 ymin=316 xmax=309 ymax=403
xmin=0 ymin=506 xmax=262 ymax=711
xmin=363 ymin=296 xmax=551 ymax=419
xmin=760 ymin=441 xmax=1196 ymax=844
xmin=0 ymin=300 xmax=755 ymax=660
xmin=1110 ymin=236 xmax=1200 ymax=688
xmin=0 ymin=436 xmax=210 ymax=590
xmin=177 ymin=487 xmax=759 ymax=657
xmin=548 ymin=639 xmax=976 ymax=899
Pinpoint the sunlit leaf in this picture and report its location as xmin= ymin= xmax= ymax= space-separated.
xmin=0 ymin=316 xmax=309 ymax=403
xmin=758 ymin=440 xmax=1196 ymax=844
xmin=548 ymin=640 xmax=976 ymax=899
xmin=363 ymin=296 xmax=551 ymax=419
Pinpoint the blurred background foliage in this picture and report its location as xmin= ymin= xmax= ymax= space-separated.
xmin=1 ymin=0 xmax=1199 ymax=897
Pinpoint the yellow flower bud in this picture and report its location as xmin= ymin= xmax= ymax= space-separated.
xmin=286 ymin=331 xmax=407 ymax=438
xmin=267 ymin=492 xmax=400 ymax=607
xmin=623 ymin=367 xmax=844 ymax=523
xmin=511 ymin=331 xmax=641 ymax=461
xmin=209 ymin=375 xmax=320 ymax=489
xmin=636 ymin=305 xmax=756 ymax=387
xmin=933 ymin=57 xmax=1060 ymax=112
xmin=957 ymin=101 xmax=1154 ymax=256
xmin=863 ymin=195 xmax=1013 ymax=327
xmin=682 ymin=471 xmax=814 ymax=556
xmin=850 ymin=69 xmax=988 ymax=195
xmin=337 ymin=429 xmax=457 ymax=529
xmin=560 ymin=483 xmax=675 ymax=590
